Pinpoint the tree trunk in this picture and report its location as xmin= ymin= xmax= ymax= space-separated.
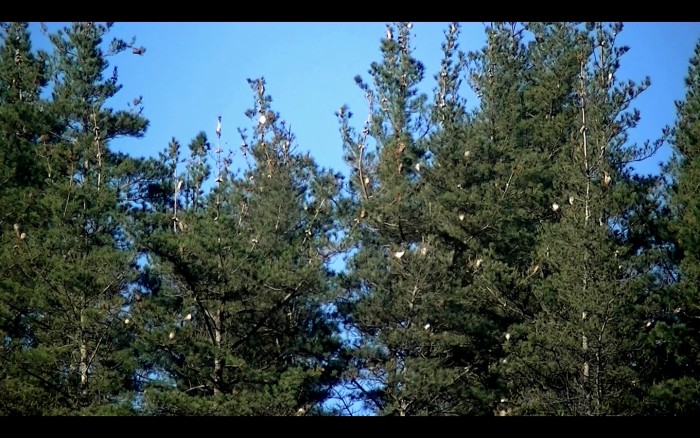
xmin=213 ymin=309 xmax=224 ymax=395
xmin=79 ymin=308 xmax=89 ymax=401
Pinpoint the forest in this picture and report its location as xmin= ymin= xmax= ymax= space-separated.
xmin=1 ymin=21 xmax=699 ymax=416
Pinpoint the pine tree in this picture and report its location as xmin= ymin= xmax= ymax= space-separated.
xmin=0 ymin=22 xmax=49 ymax=190
xmin=429 ymin=22 xmax=540 ymax=413
xmin=2 ymin=19 xmax=694 ymax=416
xmin=336 ymin=22 xmax=505 ymax=415
xmin=417 ymin=21 xmax=535 ymax=415
xmin=1 ymin=22 xmax=149 ymax=414
xmin=501 ymin=22 xmax=664 ymax=415
xmin=416 ymin=22 xmax=579 ymax=416
xmin=133 ymin=78 xmax=344 ymax=416
xmin=652 ymin=37 xmax=700 ymax=414
xmin=0 ymin=21 xmax=55 ymax=415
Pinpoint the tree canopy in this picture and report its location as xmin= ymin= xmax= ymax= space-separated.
xmin=0 ymin=21 xmax=698 ymax=416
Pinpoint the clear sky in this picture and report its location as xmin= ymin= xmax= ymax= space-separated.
xmin=28 ymin=22 xmax=700 ymax=178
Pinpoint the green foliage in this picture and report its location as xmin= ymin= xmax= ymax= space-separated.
xmin=132 ymin=78 xmax=345 ymax=415
xmin=1 ymin=22 xmax=147 ymax=414
xmin=499 ymin=22 xmax=668 ymax=415
xmin=0 ymin=21 xmax=55 ymax=416
xmin=660 ymin=37 xmax=700 ymax=415
xmin=337 ymin=22 xmax=473 ymax=416
xmin=1 ymin=21 xmax=699 ymax=416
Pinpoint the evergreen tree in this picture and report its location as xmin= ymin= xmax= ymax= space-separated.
xmin=0 ymin=21 xmax=54 ymax=415
xmin=335 ymin=22 xmax=509 ymax=415
xmin=423 ymin=22 xmax=542 ymax=415
xmin=133 ymin=78 xmax=344 ymax=415
xmin=501 ymin=22 xmax=664 ymax=415
xmin=1 ymin=22 xmax=148 ymax=414
xmin=335 ymin=21 xmax=436 ymax=415
xmin=419 ymin=21 xmax=536 ymax=415
xmin=653 ymin=37 xmax=700 ymax=414
xmin=415 ymin=21 xmax=579 ymax=416
xmin=2 ymin=20 xmax=696 ymax=416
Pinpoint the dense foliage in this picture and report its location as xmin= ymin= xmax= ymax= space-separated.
xmin=0 ymin=21 xmax=698 ymax=415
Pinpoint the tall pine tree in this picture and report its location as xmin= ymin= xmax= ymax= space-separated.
xmin=0 ymin=21 xmax=54 ymax=415
xmin=133 ymin=78 xmax=344 ymax=415
xmin=336 ymin=22 xmax=514 ymax=415
xmin=1 ymin=22 xmax=149 ymax=414
xmin=655 ymin=37 xmax=700 ymax=414
xmin=501 ymin=22 xmax=665 ymax=415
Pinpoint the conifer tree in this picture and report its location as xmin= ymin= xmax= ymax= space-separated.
xmin=423 ymin=22 xmax=538 ymax=414
xmin=1 ymin=22 xmax=148 ymax=414
xmin=336 ymin=22 xmax=509 ymax=415
xmin=0 ymin=21 xmax=54 ymax=415
xmin=501 ymin=22 xmax=664 ymax=415
xmin=335 ymin=21 xmax=438 ymax=415
xmin=416 ymin=22 xmax=580 ymax=416
xmin=653 ymin=38 xmax=700 ymax=414
xmin=133 ymin=78 xmax=344 ymax=415
xmin=2 ymin=20 xmax=696 ymax=416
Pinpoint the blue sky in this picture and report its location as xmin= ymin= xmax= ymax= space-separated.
xmin=28 ymin=22 xmax=700 ymax=179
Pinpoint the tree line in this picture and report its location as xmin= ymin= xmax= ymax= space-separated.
xmin=1 ymin=21 xmax=699 ymax=416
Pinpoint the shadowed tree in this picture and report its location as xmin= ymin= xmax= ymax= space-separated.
xmin=407 ymin=22 xmax=585 ymax=416
xmin=418 ymin=21 xmax=547 ymax=415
